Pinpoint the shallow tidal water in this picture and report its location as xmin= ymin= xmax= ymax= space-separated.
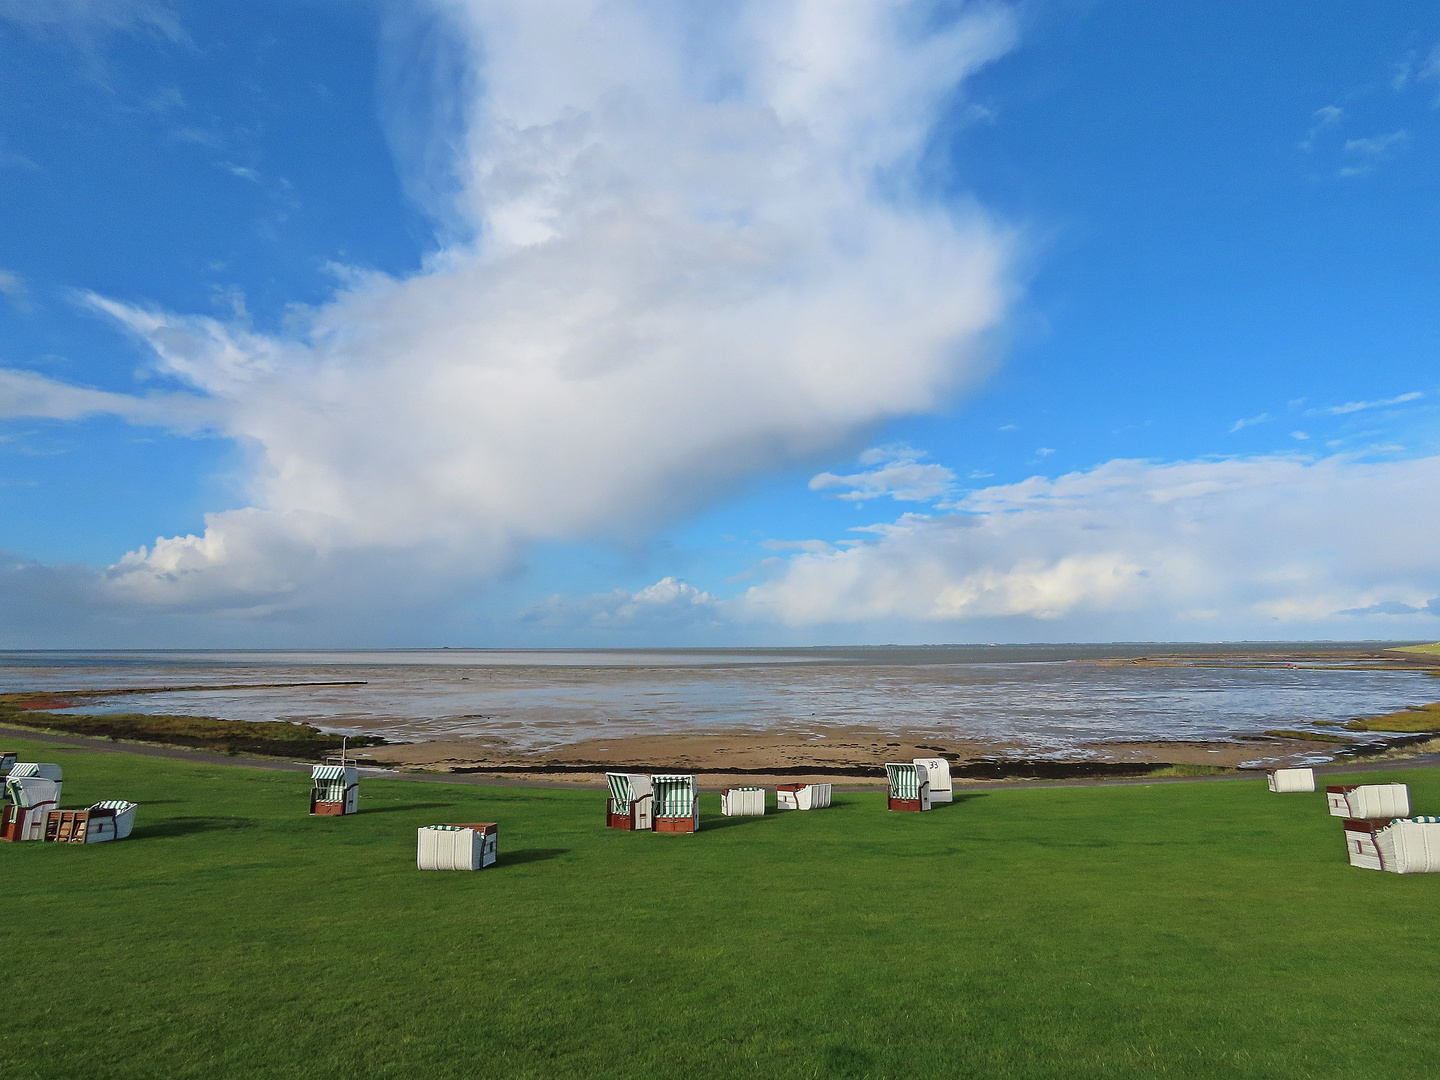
xmin=1 ymin=643 xmax=1433 ymax=757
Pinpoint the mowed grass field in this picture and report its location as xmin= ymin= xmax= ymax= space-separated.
xmin=4 ymin=735 xmax=1440 ymax=1079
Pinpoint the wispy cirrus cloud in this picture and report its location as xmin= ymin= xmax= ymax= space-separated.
xmin=810 ymin=444 xmax=956 ymax=503
xmin=1316 ymin=391 xmax=1422 ymax=415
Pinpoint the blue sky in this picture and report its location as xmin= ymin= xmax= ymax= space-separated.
xmin=1 ymin=0 xmax=1438 ymax=646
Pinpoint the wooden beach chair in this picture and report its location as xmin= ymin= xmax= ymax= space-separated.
xmin=720 ymin=787 xmax=765 ymax=817
xmin=1 ymin=773 xmax=62 ymax=842
xmin=652 ymin=774 xmax=700 ymax=833
xmin=886 ymin=763 xmax=931 ymax=812
xmin=776 ymin=783 xmax=832 ymax=811
xmin=417 ymin=823 xmax=498 ymax=870
xmin=1267 ymin=768 xmax=1315 ymax=793
xmin=1327 ymin=783 xmax=1409 ymax=819
xmin=913 ymin=758 xmax=954 ymax=803
xmin=310 ymin=764 xmax=359 ymax=816
xmin=605 ymin=772 xmax=654 ymax=830
xmin=1343 ymin=817 xmax=1440 ymax=873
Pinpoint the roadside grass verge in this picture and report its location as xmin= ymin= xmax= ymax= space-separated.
xmin=3 ymin=733 xmax=1439 ymax=1079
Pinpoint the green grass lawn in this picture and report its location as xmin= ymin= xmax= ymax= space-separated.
xmin=4 ymin=735 xmax=1439 ymax=1080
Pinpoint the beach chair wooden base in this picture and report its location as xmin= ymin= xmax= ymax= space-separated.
xmin=655 ymin=816 xmax=697 ymax=833
xmin=44 ymin=809 xmax=118 ymax=843
xmin=310 ymin=799 xmax=352 ymax=816
xmin=607 ymin=809 xmax=636 ymax=829
xmin=888 ymin=797 xmax=926 ymax=812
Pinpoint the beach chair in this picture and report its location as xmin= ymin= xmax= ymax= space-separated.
xmin=913 ymin=758 xmax=954 ymax=803
xmin=1326 ymin=784 xmax=1409 ymax=819
xmin=652 ymin=774 xmax=700 ymax=833
xmin=720 ymin=787 xmax=765 ymax=817
xmin=776 ymin=783 xmax=832 ymax=811
xmin=1 ymin=774 xmax=62 ymax=842
xmin=1343 ymin=817 xmax=1440 ymax=873
xmin=1267 ymin=768 xmax=1315 ymax=793
xmin=88 ymin=800 xmax=138 ymax=840
xmin=886 ymin=763 xmax=931 ymax=812
xmin=417 ymin=823 xmax=498 ymax=870
xmin=0 ymin=752 xmax=16 ymax=777
xmin=7 ymin=762 xmax=62 ymax=782
xmin=605 ymin=772 xmax=654 ymax=830
xmin=310 ymin=764 xmax=359 ymax=816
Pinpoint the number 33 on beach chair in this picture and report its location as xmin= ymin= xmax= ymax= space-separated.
xmin=886 ymin=762 xmax=931 ymax=812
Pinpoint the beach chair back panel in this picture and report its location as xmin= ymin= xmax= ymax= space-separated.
xmin=913 ymin=758 xmax=953 ymax=803
xmin=721 ymin=787 xmax=765 ymax=817
xmin=1346 ymin=784 xmax=1410 ymax=820
xmin=1377 ymin=820 xmax=1440 ymax=874
xmin=1267 ymin=768 xmax=1315 ymax=793
xmin=417 ymin=824 xmax=497 ymax=870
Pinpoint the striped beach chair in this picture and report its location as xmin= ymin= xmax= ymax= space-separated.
xmin=1327 ymin=784 xmax=1409 ymax=819
xmin=1267 ymin=768 xmax=1316 ymax=793
xmin=913 ymin=758 xmax=953 ymax=803
xmin=886 ymin=763 xmax=931 ymax=812
xmin=605 ymin=772 xmax=654 ymax=830
xmin=652 ymin=774 xmax=700 ymax=833
xmin=310 ymin=764 xmax=359 ymax=816
xmin=1 ymin=773 xmax=62 ymax=842
xmin=720 ymin=787 xmax=765 ymax=817
xmin=417 ymin=823 xmax=498 ymax=870
xmin=776 ymin=783 xmax=832 ymax=811
xmin=1343 ymin=817 xmax=1440 ymax=873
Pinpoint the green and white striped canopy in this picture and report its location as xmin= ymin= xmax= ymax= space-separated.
xmin=886 ymin=763 xmax=923 ymax=799
xmin=651 ymin=774 xmax=696 ymax=817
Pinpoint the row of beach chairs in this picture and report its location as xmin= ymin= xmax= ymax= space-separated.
xmin=0 ymin=757 xmax=138 ymax=844
xmin=1268 ymin=766 xmax=1440 ymax=874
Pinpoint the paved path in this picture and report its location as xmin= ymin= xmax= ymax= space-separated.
xmin=4 ymin=722 xmax=1437 ymax=794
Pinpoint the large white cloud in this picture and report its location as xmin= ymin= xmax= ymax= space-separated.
xmin=740 ymin=454 xmax=1440 ymax=638
xmin=4 ymin=0 xmax=1017 ymax=617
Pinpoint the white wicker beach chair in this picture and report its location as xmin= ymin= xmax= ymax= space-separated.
xmin=605 ymin=772 xmax=654 ymax=830
xmin=88 ymin=800 xmax=138 ymax=840
xmin=652 ymin=774 xmax=700 ymax=833
xmin=1267 ymin=768 xmax=1315 ymax=793
xmin=886 ymin=763 xmax=931 ymax=812
xmin=417 ymin=823 xmax=498 ymax=870
xmin=1327 ymin=783 xmax=1409 ymax=819
xmin=720 ymin=787 xmax=765 ymax=817
xmin=1 ymin=774 xmax=62 ymax=841
xmin=310 ymin=764 xmax=359 ymax=816
xmin=775 ymin=783 xmax=832 ymax=811
xmin=1343 ymin=817 xmax=1440 ymax=873
xmin=913 ymin=758 xmax=954 ymax=803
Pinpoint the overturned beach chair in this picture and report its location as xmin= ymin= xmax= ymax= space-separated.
xmin=1343 ymin=817 xmax=1440 ymax=873
xmin=1327 ymin=784 xmax=1409 ymax=819
xmin=310 ymin=764 xmax=359 ymax=816
xmin=605 ymin=772 xmax=654 ymax=830
xmin=720 ymin=787 xmax=765 ymax=817
xmin=417 ymin=823 xmax=498 ymax=870
xmin=886 ymin=763 xmax=931 ymax=812
xmin=0 ymin=766 xmax=63 ymax=842
xmin=1267 ymin=767 xmax=1316 ymax=793
xmin=652 ymin=774 xmax=700 ymax=833
xmin=913 ymin=758 xmax=954 ymax=803
xmin=776 ymin=783 xmax=832 ymax=811
xmin=42 ymin=801 xmax=138 ymax=844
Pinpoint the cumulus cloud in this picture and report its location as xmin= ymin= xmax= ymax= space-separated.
xmin=740 ymin=454 xmax=1440 ymax=637
xmin=809 ymin=444 xmax=955 ymax=502
xmin=522 ymin=575 xmax=720 ymax=632
xmin=29 ymin=0 xmax=1016 ymax=619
